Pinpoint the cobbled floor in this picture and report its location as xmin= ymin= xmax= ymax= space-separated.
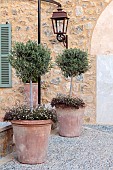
xmin=0 ymin=125 xmax=113 ymax=170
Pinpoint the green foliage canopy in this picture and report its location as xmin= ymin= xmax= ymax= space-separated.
xmin=56 ymin=48 xmax=89 ymax=78
xmin=9 ymin=40 xmax=52 ymax=83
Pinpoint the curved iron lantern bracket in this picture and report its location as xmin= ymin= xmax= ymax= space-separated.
xmin=41 ymin=0 xmax=61 ymax=7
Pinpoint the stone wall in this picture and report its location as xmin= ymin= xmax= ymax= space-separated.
xmin=0 ymin=0 xmax=112 ymax=123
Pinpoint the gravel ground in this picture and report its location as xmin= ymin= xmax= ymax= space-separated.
xmin=0 ymin=126 xmax=113 ymax=170
xmin=85 ymin=124 xmax=113 ymax=134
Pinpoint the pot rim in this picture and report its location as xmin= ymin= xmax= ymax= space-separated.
xmin=11 ymin=119 xmax=52 ymax=125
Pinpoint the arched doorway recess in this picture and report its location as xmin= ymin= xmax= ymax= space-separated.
xmin=91 ymin=0 xmax=113 ymax=124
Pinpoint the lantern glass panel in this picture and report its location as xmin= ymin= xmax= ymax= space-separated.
xmin=57 ymin=19 xmax=64 ymax=34
xmin=52 ymin=19 xmax=57 ymax=34
xmin=52 ymin=18 xmax=68 ymax=34
xmin=64 ymin=19 xmax=68 ymax=34
xmin=52 ymin=19 xmax=64 ymax=34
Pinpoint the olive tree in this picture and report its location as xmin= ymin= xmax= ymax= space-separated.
xmin=56 ymin=48 xmax=89 ymax=96
xmin=9 ymin=40 xmax=52 ymax=111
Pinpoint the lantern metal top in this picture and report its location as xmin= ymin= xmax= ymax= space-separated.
xmin=51 ymin=7 xmax=69 ymax=20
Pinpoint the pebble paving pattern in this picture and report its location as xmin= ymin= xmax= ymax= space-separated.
xmin=0 ymin=126 xmax=113 ymax=170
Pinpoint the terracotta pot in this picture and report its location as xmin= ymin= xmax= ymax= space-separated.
xmin=11 ymin=120 xmax=52 ymax=164
xmin=56 ymin=107 xmax=84 ymax=137
xmin=24 ymin=83 xmax=38 ymax=107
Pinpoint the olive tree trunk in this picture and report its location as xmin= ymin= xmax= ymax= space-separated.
xmin=69 ymin=76 xmax=73 ymax=97
xmin=30 ymin=79 xmax=33 ymax=112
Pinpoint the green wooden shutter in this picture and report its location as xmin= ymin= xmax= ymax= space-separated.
xmin=0 ymin=24 xmax=12 ymax=87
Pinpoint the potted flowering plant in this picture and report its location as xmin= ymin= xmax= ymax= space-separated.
xmin=4 ymin=40 xmax=57 ymax=164
xmin=4 ymin=105 xmax=57 ymax=164
xmin=51 ymin=48 xmax=89 ymax=137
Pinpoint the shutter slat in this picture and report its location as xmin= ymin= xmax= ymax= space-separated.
xmin=1 ymin=26 xmax=9 ymax=55
xmin=0 ymin=24 xmax=12 ymax=87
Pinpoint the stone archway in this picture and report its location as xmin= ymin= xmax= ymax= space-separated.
xmin=91 ymin=0 xmax=113 ymax=124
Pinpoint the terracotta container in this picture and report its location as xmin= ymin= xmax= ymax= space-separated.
xmin=11 ymin=120 xmax=52 ymax=164
xmin=24 ymin=83 xmax=38 ymax=107
xmin=56 ymin=107 xmax=84 ymax=137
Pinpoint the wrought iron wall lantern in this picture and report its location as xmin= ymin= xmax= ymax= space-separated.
xmin=42 ymin=0 xmax=69 ymax=48
xmin=51 ymin=7 xmax=69 ymax=48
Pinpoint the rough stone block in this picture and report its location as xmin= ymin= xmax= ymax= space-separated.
xmin=0 ymin=125 xmax=13 ymax=158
